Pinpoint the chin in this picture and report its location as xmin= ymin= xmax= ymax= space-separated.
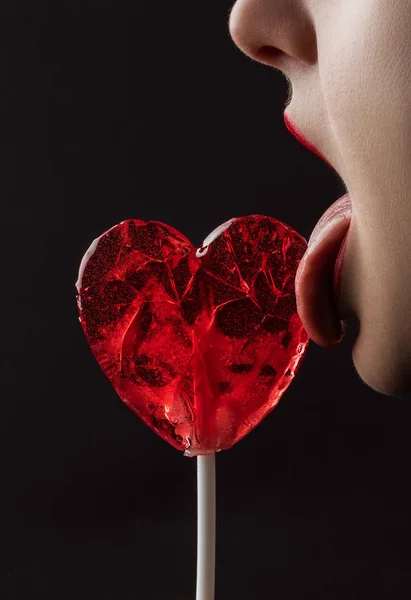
xmin=351 ymin=330 xmax=411 ymax=399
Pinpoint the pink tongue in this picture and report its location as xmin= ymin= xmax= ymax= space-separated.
xmin=295 ymin=193 xmax=352 ymax=347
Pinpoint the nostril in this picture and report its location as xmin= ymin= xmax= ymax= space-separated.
xmin=256 ymin=46 xmax=283 ymax=63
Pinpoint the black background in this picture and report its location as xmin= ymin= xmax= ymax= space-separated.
xmin=2 ymin=3 xmax=411 ymax=599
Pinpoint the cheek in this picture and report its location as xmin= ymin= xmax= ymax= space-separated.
xmin=317 ymin=0 xmax=411 ymax=192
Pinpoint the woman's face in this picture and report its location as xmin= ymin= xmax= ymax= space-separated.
xmin=229 ymin=0 xmax=411 ymax=398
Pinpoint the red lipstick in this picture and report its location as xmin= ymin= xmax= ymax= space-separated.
xmin=284 ymin=113 xmax=332 ymax=168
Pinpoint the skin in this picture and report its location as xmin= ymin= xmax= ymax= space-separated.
xmin=228 ymin=0 xmax=411 ymax=398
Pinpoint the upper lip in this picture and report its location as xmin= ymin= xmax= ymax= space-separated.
xmin=284 ymin=112 xmax=333 ymax=169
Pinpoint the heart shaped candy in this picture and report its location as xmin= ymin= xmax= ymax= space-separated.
xmin=76 ymin=216 xmax=309 ymax=456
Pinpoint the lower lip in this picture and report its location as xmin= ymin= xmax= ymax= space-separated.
xmin=333 ymin=229 xmax=349 ymax=305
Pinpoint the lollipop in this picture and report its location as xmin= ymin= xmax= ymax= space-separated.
xmin=76 ymin=215 xmax=310 ymax=599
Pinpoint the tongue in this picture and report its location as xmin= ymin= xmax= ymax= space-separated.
xmin=295 ymin=193 xmax=352 ymax=348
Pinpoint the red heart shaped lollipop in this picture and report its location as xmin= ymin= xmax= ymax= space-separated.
xmin=76 ymin=216 xmax=310 ymax=455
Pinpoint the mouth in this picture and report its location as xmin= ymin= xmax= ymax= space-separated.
xmin=284 ymin=113 xmax=352 ymax=347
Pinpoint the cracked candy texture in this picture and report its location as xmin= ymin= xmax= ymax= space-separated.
xmin=76 ymin=216 xmax=310 ymax=456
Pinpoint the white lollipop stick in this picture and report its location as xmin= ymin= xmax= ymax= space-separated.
xmin=196 ymin=454 xmax=216 ymax=600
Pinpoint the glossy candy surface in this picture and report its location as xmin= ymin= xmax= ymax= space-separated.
xmin=76 ymin=216 xmax=310 ymax=456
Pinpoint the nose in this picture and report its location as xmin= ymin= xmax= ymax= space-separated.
xmin=228 ymin=0 xmax=317 ymax=68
